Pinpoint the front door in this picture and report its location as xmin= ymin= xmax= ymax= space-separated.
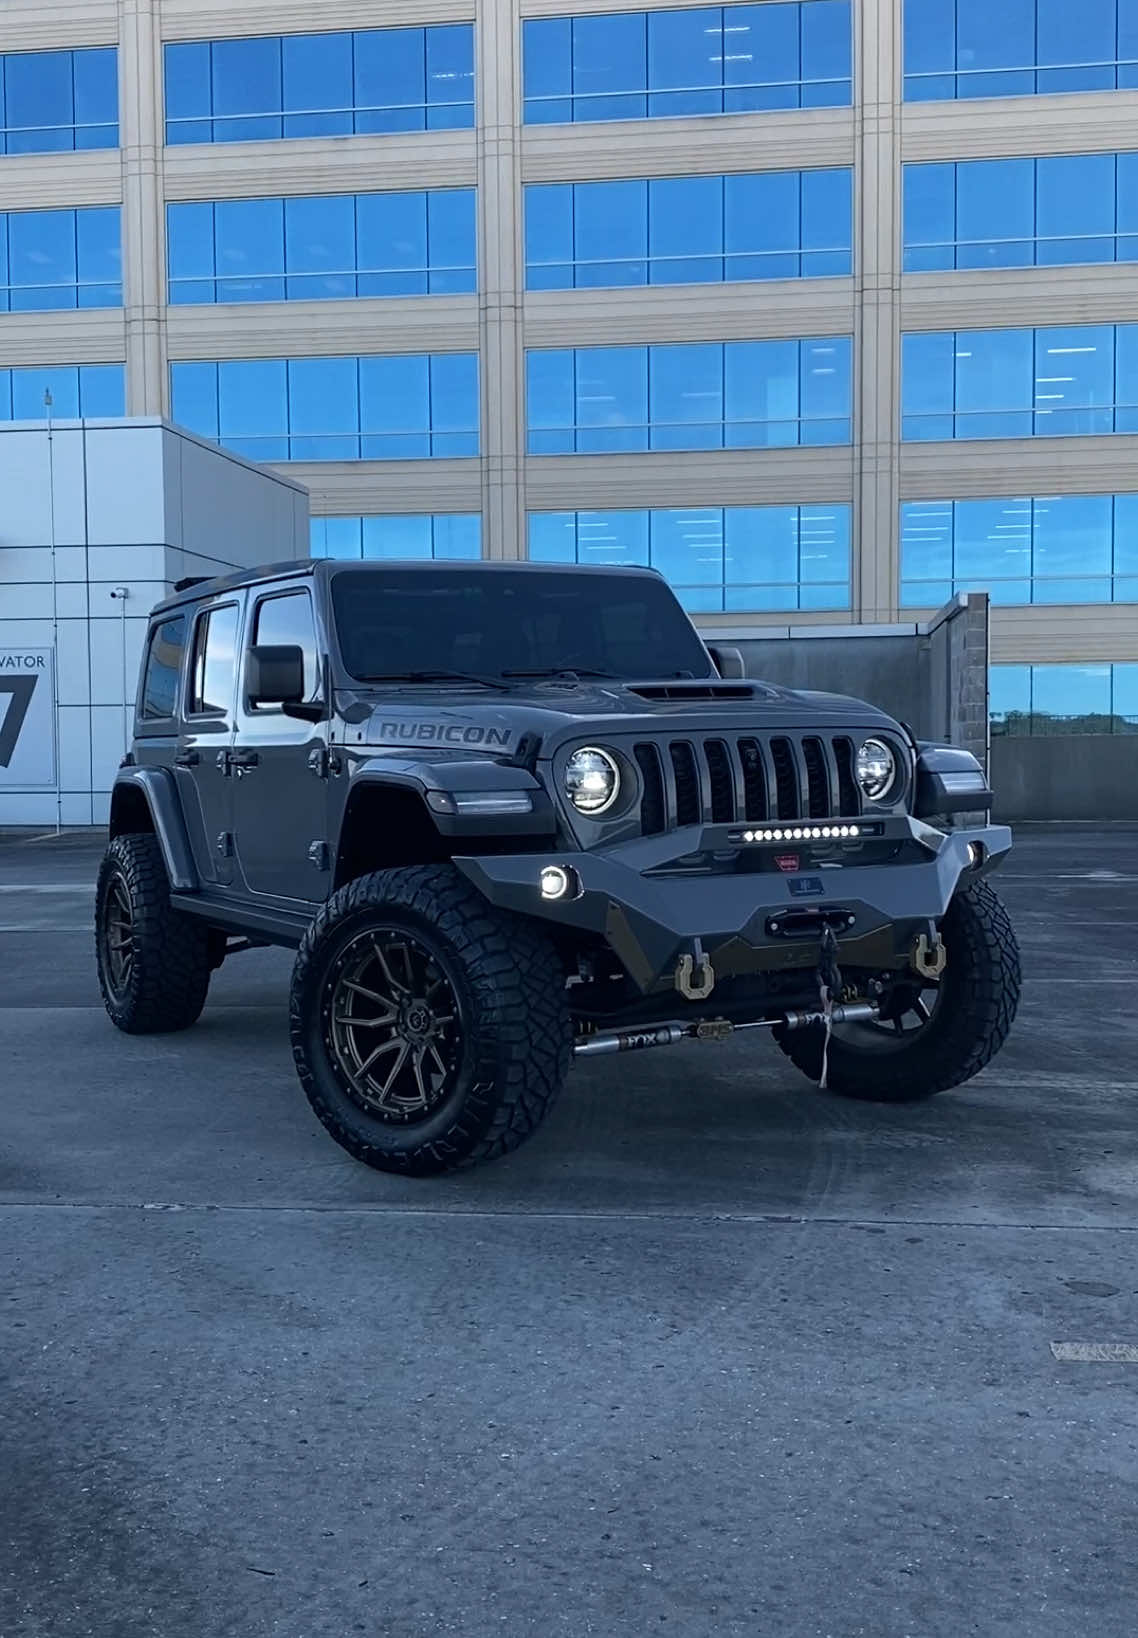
xmin=176 ymin=598 xmax=243 ymax=888
xmin=231 ymin=586 xmax=329 ymax=903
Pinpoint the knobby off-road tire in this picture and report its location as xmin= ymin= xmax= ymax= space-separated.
xmin=775 ymin=878 xmax=1021 ymax=1102
xmin=96 ymin=833 xmax=212 ymax=1033
xmin=289 ymin=864 xmax=572 ymax=1176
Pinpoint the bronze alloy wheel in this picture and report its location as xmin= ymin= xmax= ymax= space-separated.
xmin=101 ymin=869 xmax=136 ymax=1004
xmin=833 ymin=980 xmax=943 ymax=1049
xmin=324 ymin=926 xmax=464 ymax=1123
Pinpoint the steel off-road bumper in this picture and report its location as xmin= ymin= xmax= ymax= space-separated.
xmin=454 ymin=818 xmax=1013 ymax=994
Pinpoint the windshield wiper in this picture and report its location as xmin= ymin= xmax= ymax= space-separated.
xmin=357 ymin=669 xmax=511 ymax=692
xmin=500 ymin=666 xmax=617 ymax=681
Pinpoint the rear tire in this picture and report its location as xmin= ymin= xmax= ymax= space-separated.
xmin=96 ymin=833 xmax=212 ymax=1034
xmin=774 ymin=878 xmax=1020 ymax=1102
xmin=289 ymin=865 xmax=572 ymax=1176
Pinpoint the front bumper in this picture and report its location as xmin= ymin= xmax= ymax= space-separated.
xmin=455 ymin=817 xmax=1012 ymax=993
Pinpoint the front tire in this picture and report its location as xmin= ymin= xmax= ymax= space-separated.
xmin=775 ymin=878 xmax=1021 ymax=1102
xmin=289 ymin=865 xmax=572 ymax=1176
xmin=96 ymin=833 xmax=212 ymax=1033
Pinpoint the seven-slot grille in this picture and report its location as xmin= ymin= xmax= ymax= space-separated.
xmin=632 ymin=734 xmax=864 ymax=835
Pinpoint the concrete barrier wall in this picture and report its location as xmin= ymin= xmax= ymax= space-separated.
xmin=713 ymin=595 xmax=990 ymax=767
xmin=991 ymin=736 xmax=1138 ymax=821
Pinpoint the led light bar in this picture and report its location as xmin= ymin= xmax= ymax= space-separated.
xmin=740 ymin=825 xmax=863 ymax=843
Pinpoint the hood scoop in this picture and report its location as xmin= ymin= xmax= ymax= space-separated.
xmin=626 ymin=681 xmax=758 ymax=702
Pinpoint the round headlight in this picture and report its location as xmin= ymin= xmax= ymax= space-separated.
xmin=856 ymin=738 xmax=897 ymax=803
xmin=565 ymin=746 xmax=620 ymax=816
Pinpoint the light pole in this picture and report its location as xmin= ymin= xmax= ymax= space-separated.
xmin=109 ymin=587 xmax=131 ymax=755
xmin=44 ymin=389 xmax=62 ymax=835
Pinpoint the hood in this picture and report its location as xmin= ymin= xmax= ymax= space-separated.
xmin=342 ymin=677 xmax=903 ymax=760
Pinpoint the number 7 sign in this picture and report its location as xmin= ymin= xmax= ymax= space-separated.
xmin=0 ymin=652 xmax=55 ymax=786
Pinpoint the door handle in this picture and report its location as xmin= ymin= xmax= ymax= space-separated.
xmin=173 ymin=750 xmax=199 ymax=768
xmin=229 ymin=750 xmax=260 ymax=769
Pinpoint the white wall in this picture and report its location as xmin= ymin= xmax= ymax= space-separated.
xmin=0 ymin=419 xmax=309 ymax=827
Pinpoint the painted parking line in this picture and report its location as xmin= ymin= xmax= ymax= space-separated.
xmin=0 ymin=885 xmax=93 ymax=893
xmin=1050 ymin=1342 xmax=1138 ymax=1363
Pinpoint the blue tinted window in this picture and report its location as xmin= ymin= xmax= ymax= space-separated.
xmin=0 ymin=206 xmax=120 ymax=311
xmin=904 ymin=155 xmax=1138 ymax=271
xmin=991 ymin=664 xmax=1138 ymax=734
xmin=167 ymin=189 xmax=476 ymax=304
xmin=904 ymin=0 xmax=1138 ymax=99
xmin=0 ymin=363 xmax=124 ymax=422
xmin=522 ymin=3 xmax=851 ymax=122
xmin=526 ymin=338 xmax=851 ymax=452
xmin=0 ymin=47 xmax=117 ymax=152
xmin=525 ymin=169 xmax=852 ymax=289
xmin=528 ymin=505 xmax=851 ymax=612
xmin=283 ymin=32 xmax=352 ymax=139
xmin=164 ymin=26 xmax=474 ymax=144
xmin=902 ymin=324 xmax=1138 ymax=440
xmin=170 ymin=354 xmax=479 ymax=462
xmin=310 ymin=514 xmax=482 ymax=559
xmin=902 ymin=495 xmax=1138 ymax=606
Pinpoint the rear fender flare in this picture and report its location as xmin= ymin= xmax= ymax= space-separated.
xmin=109 ymin=767 xmax=199 ymax=893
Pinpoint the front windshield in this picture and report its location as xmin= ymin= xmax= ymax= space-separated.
xmin=330 ymin=567 xmax=714 ymax=683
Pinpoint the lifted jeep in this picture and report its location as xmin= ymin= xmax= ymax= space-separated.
xmin=97 ymin=559 xmax=1020 ymax=1175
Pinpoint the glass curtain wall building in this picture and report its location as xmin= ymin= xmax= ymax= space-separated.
xmin=1 ymin=0 xmax=1136 ymax=692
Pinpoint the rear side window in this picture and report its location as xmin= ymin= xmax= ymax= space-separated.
xmin=140 ymin=615 xmax=187 ymax=720
xmin=251 ymin=590 xmax=320 ymax=704
xmin=187 ymin=603 xmax=240 ymax=716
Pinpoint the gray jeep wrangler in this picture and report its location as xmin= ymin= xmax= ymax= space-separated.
xmin=97 ymin=558 xmax=1020 ymax=1175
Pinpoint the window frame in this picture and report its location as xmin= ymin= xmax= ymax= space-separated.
xmin=246 ymin=587 xmax=322 ymax=712
xmin=900 ymin=494 xmax=1138 ymax=607
xmin=137 ymin=613 xmax=189 ymax=726
xmin=524 ymin=168 xmax=855 ymax=291
xmin=0 ymin=46 xmax=119 ymax=155
xmin=185 ymin=600 xmax=242 ymax=720
xmin=162 ymin=25 xmax=476 ymax=146
xmin=903 ymin=0 xmax=1138 ymax=102
xmin=521 ymin=2 xmax=853 ymax=125
xmin=903 ymin=154 xmax=1138 ymax=274
xmin=168 ymin=353 xmax=481 ymax=463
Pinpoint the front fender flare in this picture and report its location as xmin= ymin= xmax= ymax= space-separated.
xmin=110 ymin=767 xmax=200 ymax=893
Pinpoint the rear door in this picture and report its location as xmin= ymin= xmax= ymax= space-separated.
xmin=231 ymin=585 xmax=329 ymax=903
xmin=176 ymin=598 xmax=244 ymax=888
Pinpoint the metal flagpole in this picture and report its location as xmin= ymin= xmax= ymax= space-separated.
xmin=44 ymin=389 xmax=62 ymax=836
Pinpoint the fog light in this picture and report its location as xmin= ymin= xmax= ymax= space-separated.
xmin=968 ymin=841 xmax=985 ymax=868
xmin=540 ymin=865 xmax=572 ymax=900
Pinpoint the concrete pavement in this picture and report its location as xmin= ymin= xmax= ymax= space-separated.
xmin=1 ymin=827 xmax=1137 ymax=1636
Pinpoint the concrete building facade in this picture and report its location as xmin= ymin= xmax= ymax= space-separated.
xmin=1 ymin=0 xmax=1136 ymax=754
xmin=0 ymin=419 xmax=307 ymax=825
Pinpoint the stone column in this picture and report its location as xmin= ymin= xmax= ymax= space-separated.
xmin=476 ymin=0 xmax=525 ymax=560
xmin=853 ymin=0 xmax=903 ymax=620
xmin=119 ymin=0 xmax=167 ymax=415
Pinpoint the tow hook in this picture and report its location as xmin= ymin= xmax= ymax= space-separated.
xmin=912 ymin=921 xmax=947 ymax=980
xmin=675 ymin=937 xmax=715 ymax=1001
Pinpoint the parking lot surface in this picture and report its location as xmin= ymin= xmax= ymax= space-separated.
xmin=2 ymin=826 xmax=1137 ymax=1637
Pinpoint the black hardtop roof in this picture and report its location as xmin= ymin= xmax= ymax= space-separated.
xmin=150 ymin=557 xmax=664 ymax=617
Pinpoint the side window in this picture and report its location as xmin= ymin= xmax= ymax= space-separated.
xmin=187 ymin=603 xmax=240 ymax=716
xmin=140 ymin=614 xmax=188 ymax=720
xmin=250 ymin=590 xmax=320 ymax=705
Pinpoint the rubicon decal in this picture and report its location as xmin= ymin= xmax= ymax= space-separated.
xmin=374 ymin=721 xmax=513 ymax=748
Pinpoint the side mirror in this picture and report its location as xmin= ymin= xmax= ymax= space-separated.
xmin=247 ymin=644 xmax=305 ymax=707
xmin=707 ymin=644 xmax=746 ymax=679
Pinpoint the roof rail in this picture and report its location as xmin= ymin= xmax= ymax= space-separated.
xmin=172 ymin=575 xmax=212 ymax=593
